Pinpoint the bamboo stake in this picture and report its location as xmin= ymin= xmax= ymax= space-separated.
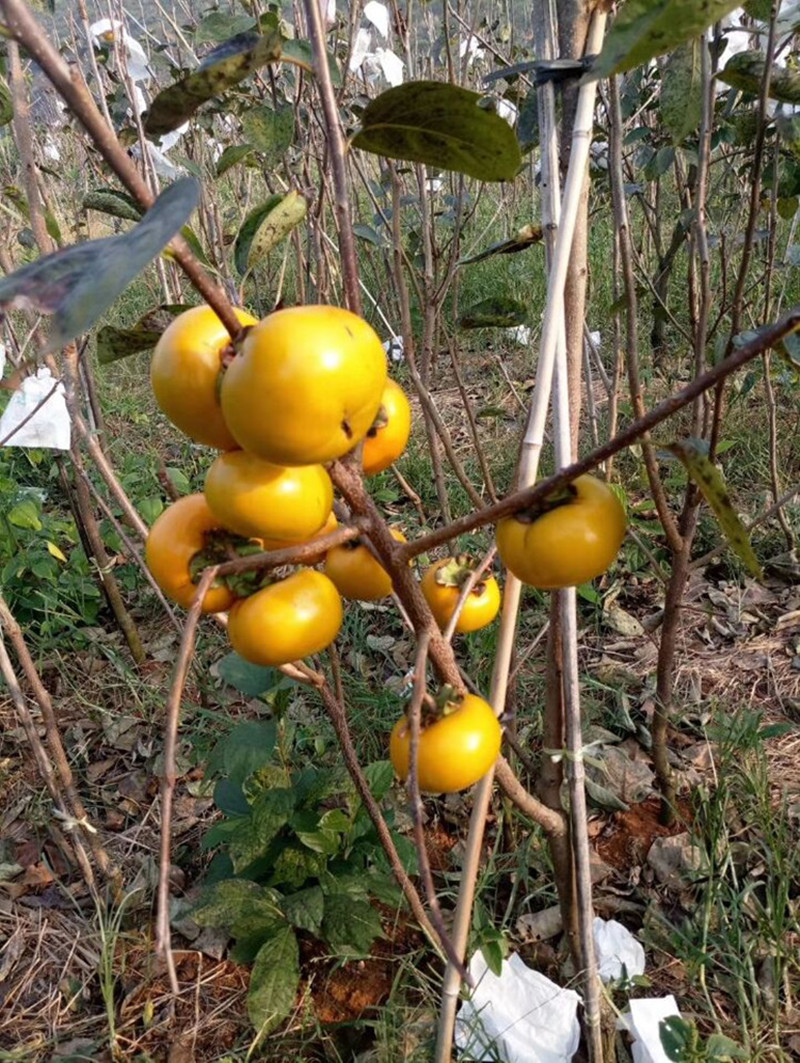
xmin=434 ymin=9 xmax=607 ymax=1059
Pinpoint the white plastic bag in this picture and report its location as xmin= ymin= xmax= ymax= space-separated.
xmin=0 ymin=368 xmax=71 ymax=450
xmin=593 ymin=917 xmax=646 ymax=983
xmin=363 ymin=0 xmax=390 ymax=39
xmin=621 ymin=996 xmax=682 ymax=1063
xmin=455 ymin=951 xmax=581 ymax=1063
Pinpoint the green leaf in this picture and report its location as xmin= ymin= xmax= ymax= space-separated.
xmin=352 ymin=81 xmax=522 ymax=182
xmin=719 ymin=51 xmax=800 ymax=105
xmin=215 ymin=143 xmax=255 ymax=177
xmin=321 ymin=893 xmax=383 ymax=956
xmin=143 ymin=31 xmax=284 ymax=137
xmin=588 ymin=0 xmax=742 ymax=79
xmin=138 ymin=496 xmax=164 ymax=526
xmin=660 ymin=41 xmax=702 ymax=144
xmin=585 ymin=775 xmax=629 ymax=813
xmin=666 ymin=439 xmax=763 ymax=578
xmin=207 ymin=719 xmax=278 ymax=784
xmin=363 ymin=760 xmax=395 ymax=803
xmin=269 ymin=844 xmax=326 ymax=888
xmin=164 ymin=466 xmax=191 ymax=494
xmin=195 ymin=11 xmax=256 ymax=44
xmin=280 ymin=38 xmax=342 ymax=85
xmin=96 ymin=303 xmax=190 ymax=365
xmin=743 ymin=0 xmax=771 ymax=16
xmin=83 ymin=188 xmax=143 ymax=222
xmin=247 ymin=927 xmax=299 ymax=1036
xmin=705 ymin=1034 xmax=749 ymax=1060
xmin=216 ymin=651 xmax=278 ymax=697
xmin=458 ymin=223 xmax=543 ymax=265
xmin=234 ymin=191 xmax=307 ymax=275
xmin=241 ymin=105 xmax=295 ymax=165
xmin=7 ymin=499 xmax=42 ymax=531
xmin=0 ymin=180 xmax=200 ymax=355
xmin=45 ymin=211 xmax=61 ymax=245
xmin=191 ymin=878 xmax=283 ymax=940
xmin=281 ymin=885 xmax=324 ymax=934
xmin=459 ymin=296 xmax=528 ymax=329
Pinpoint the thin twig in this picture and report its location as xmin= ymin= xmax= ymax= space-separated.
xmin=0 ymin=629 xmax=97 ymax=892
xmin=399 ymin=309 xmax=800 ymax=562
xmin=302 ymin=0 xmax=361 ymax=313
xmin=306 ymin=668 xmax=439 ymax=945
xmin=156 ymin=565 xmax=218 ymax=994
xmin=0 ymin=593 xmax=113 ymax=877
xmin=442 ymin=548 xmax=496 ymax=644
xmin=405 ymin=633 xmax=471 ymax=983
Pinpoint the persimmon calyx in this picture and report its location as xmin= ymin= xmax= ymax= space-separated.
xmin=511 ymin=481 xmax=577 ymax=524
xmin=433 ymin=554 xmax=489 ymax=594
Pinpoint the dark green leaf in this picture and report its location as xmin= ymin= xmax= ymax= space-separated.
xmin=660 ymin=41 xmax=702 ymax=144
xmin=353 ymin=223 xmax=382 ymax=245
xmin=96 ymin=303 xmax=190 ymax=365
xmin=281 ymin=885 xmax=325 ymax=934
xmin=458 ymin=223 xmax=542 ymax=265
xmin=659 ymin=1015 xmax=695 ymax=1060
xmin=352 ymin=81 xmax=522 ymax=182
xmin=215 ymin=143 xmax=255 ymax=177
xmin=776 ymin=113 xmax=800 ymax=158
xmin=516 ymin=88 xmax=539 ymax=153
xmin=213 ymin=777 xmax=251 ymax=816
xmin=234 ymin=191 xmax=307 ymax=275
xmin=321 ymin=893 xmax=383 ymax=956
xmin=588 ymin=0 xmax=742 ymax=79
xmin=241 ymin=105 xmax=295 ymax=165
xmin=459 ymin=295 xmax=528 ymax=329
xmin=719 ymin=51 xmax=800 ymax=105
xmin=666 ymin=439 xmax=762 ymax=578
xmin=247 ymin=927 xmax=299 ymax=1035
xmin=480 ymin=935 xmax=506 ymax=977
xmin=216 ymin=651 xmax=278 ymax=697
xmin=207 ymin=719 xmax=278 ymax=783
xmin=743 ymin=0 xmax=771 ymax=16
xmin=83 ymin=188 xmax=143 ymax=222
xmin=143 ymin=31 xmax=284 ymax=137
xmin=643 ymin=145 xmax=675 ymax=181
xmin=0 ymin=179 xmax=199 ymax=355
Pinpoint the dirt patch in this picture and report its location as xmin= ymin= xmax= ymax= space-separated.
xmin=594 ymin=795 xmax=693 ymax=872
